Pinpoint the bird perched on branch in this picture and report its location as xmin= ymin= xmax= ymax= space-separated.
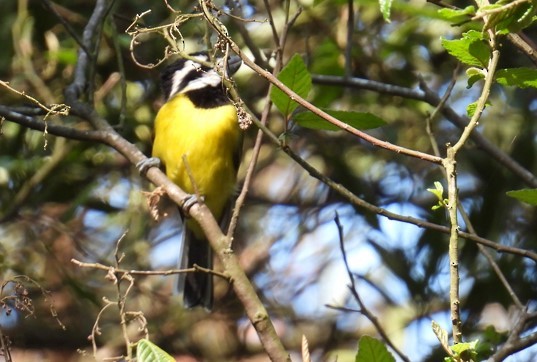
xmin=139 ymin=52 xmax=242 ymax=309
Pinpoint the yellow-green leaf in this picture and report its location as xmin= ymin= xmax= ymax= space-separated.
xmin=355 ymin=335 xmax=395 ymax=362
xmin=506 ymin=188 xmax=537 ymax=206
xmin=137 ymin=339 xmax=175 ymax=362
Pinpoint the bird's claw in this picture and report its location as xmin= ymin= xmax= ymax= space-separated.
xmin=137 ymin=157 xmax=162 ymax=175
xmin=180 ymin=194 xmax=205 ymax=217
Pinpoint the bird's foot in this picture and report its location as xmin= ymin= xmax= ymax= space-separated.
xmin=136 ymin=157 xmax=161 ymax=174
xmin=180 ymin=194 xmax=205 ymax=217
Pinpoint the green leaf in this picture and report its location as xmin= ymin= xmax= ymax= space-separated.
xmin=379 ymin=0 xmax=393 ymax=22
xmin=437 ymin=5 xmax=476 ymax=23
xmin=467 ymin=101 xmax=478 ymax=117
xmin=495 ymin=68 xmax=537 ymax=88
xmin=506 ymin=188 xmax=537 ymax=206
xmin=355 ymin=335 xmax=395 ymax=362
xmin=47 ymin=48 xmax=78 ymax=65
xmin=294 ymin=109 xmax=386 ymax=131
xmin=137 ymin=339 xmax=175 ymax=362
xmin=450 ymin=340 xmax=478 ymax=360
xmin=270 ymin=54 xmax=312 ymax=119
xmin=427 ymin=181 xmax=444 ymax=201
xmin=466 ymin=100 xmax=490 ymax=117
xmin=466 ymin=67 xmax=485 ymax=88
xmin=441 ymin=30 xmax=490 ymax=67
xmin=426 ymin=182 xmax=448 ymax=210
xmin=483 ymin=0 xmax=537 ymax=33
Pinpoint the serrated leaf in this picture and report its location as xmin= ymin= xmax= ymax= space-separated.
xmin=294 ymin=109 xmax=386 ymax=131
xmin=441 ymin=30 xmax=490 ymax=67
xmin=506 ymin=188 xmax=537 ymax=205
xmin=467 ymin=101 xmax=478 ymax=117
xmin=137 ymin=339 xmax=175 ymax=362
xmin=355 ymin=336 xmax=395 ymax=362
xmin=495 ymin=68 xmax=537 ymax=88
xmin=379 ymin=0 xmax=393 ymax=22
xmin=466 ymin=100 xmax=491 ymax=117
xmin=438 ymin=6 xmax=476 ymax=23
xmin=270 ymin=54 xmax=312 ymax=119
xmin=483 ymin=0 xmax=537 ymax=33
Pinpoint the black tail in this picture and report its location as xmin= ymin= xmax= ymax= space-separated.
xmin=177 ymin=227 xmax=213 ymax=310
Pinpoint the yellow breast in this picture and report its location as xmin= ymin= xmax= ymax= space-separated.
xmin=152 ymin=94 xmax=241 ymax=222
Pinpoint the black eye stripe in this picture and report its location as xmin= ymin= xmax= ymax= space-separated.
xmin=178 ymin=67 xmax=209 ymax=93
xmin=161 ymin=57 xmax=215 ymax=100
xmin=158 ymin=52 xmax=240 ymax=107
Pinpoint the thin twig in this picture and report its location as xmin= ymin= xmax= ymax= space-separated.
xmin=198 ymin=2 xmax=291 ymax=361
xmin=344 ymin=0 xmax=354 ymax=79
xmin=506 ymin=33 xmax=537 ymax=66
xmin=334 ymin=213 xmax=410 ymax=362
xmin=39 ymin=0 xmax=90 ymax=55
xmin=202 ymin=14 xmax=443 ymax=165
xmin=424 ymin=66 xmax=525 ymax=312
xmin=0 ymin=81 xmax=69 ymax=116
xmin=262 ymin=0 xmax=280 ymax=48
xmin=311 ymin=73 xmax=537 ymax=188
xmin=3 ymin=102 xmax=536 ymax=264
xmin=71 ymin=258 xmax=228 ymax=279
xmin=229 ymin=0 xmax=302 ymax=240
xmin=90 ymin=300 xmax=117 ymax=358
xmin=444 ymin=26 xmax=500 ymax=342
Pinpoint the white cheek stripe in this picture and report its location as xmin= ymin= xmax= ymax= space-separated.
xmin=169 ymin=59 xmax=223 ymax=98
xmin=181 ymin=71 xmax=222 ymax=93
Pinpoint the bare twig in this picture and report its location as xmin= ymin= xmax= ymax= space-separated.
xmin=3 ymin=102 xmax=537 ymax=266
xmin=506 ymin=33 xmax=537 ymax=66
xmin=202 ymin=10 xmax=443 ymax=165
xmin=65 ymin=0 xmax=108 ymax=105
xmin=334 ymin=213 xmax=410 ymax=362
xmin=196 ymin=3 xmax=291 ymax=361
xmin=0 ymin=81 xmax=70 ymax=116
xmin=39 ymin=0 xmax=90 ymax=54
xmin=228 ymin=0 xmax=299 ymax=241
xmin=344 ymin=0 xmax=354 ymax=79
xmin=125 ymin=10 xmax=203 ymax=69
xmin=311 ymin=74 xmax=537 ymax=188
xmin=444 ymin=22 xmax=500 ymax=341
xmin=262 ymin=0 xmax=280 ymax=48
xmin=425 ymin=67 xmax=525 ymax=312
xmin=492 ymin=311 xmax=537 ymax=361
xmin=1 ymin=276 xmax=65 ymax=330
xmin=71 ymin=258 xmax=231 ymax=278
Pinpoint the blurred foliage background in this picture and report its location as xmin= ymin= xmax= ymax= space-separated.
xmin=0 ymin=0 xmax=536 ymax=361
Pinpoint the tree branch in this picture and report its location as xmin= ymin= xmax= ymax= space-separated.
xmin=334 ymin=213 xmax=410 ymax=362
xmin=311 ymin=74 xmax=537 ymax=188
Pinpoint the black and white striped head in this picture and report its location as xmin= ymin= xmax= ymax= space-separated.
xmin=161 ymin=52 xmax=241 ymax=108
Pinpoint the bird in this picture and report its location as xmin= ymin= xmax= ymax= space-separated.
xmin=139 ymin=52 xmax=242 ymax=309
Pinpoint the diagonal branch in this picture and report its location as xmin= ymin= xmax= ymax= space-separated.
xmin=311 ymin=74 xmax=537 ymax=188
xmin=333 ymin=213 xmax=410 ymax=362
